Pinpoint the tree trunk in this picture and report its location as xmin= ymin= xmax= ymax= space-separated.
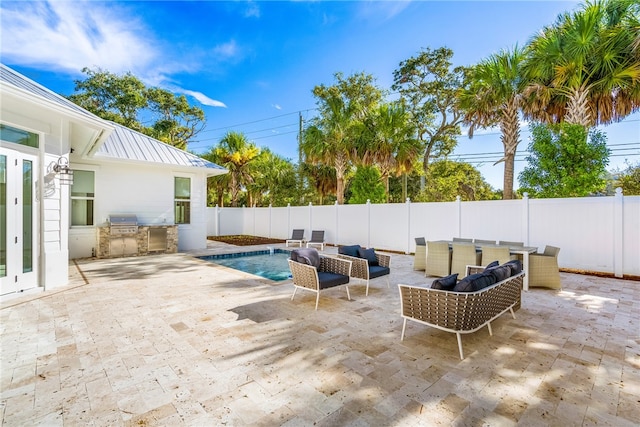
xmin=565 ymin=84 xmax=592 ymax=127
xmin=500 ymin=99 xmax=521 ymax=200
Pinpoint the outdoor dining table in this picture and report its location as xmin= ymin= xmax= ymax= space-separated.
xmin=436 ymin=241 xmax=538 ymax=291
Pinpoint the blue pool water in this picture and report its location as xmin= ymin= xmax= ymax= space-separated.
xmin=198 ymin=249 xmax=292 ymax=281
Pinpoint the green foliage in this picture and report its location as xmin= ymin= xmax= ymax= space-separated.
xmin=518 ymin=123 xmax=611 ymax=198
xmin=347 ymin=166 xmax=386 ymax=204
xmin=67 ymin=67 xmax=205 ymax=149
xmin=391 ymin=47 xmax=466 ymax=174
xmin=415 ymin=160 xmax=497 ymax=202
xmin=612 ymin=162 xmax=640 ymax=195
xmin=302 ymin=72 xmax=383 ymax=204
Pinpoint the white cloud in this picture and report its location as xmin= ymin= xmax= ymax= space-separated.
xmin=0 ymin=1 xmax=159 ymax=76
xmin=244 ymin=1 xmax=260 ymax=18
xmin=213 ymin=40 xmax=239 ymax=59
xmin=178 ymin=89 xmax=227 ymax=108
xmin=357 ymin=0 xmax=412 ymax=22
xmin=272 ymin=104 xmax=282 ymax=110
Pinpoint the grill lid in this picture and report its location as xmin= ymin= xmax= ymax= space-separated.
xmin=109 ymin=214 xmax=138 ymax=226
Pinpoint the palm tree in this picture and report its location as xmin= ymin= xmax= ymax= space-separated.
xmin=522 ymin=0 xmax=640 ymax=127
xmin=358 ymin=102 xmax=421 ymax=202
xmin=301 ymin=96 xmax=354 ymax=205
xmin=460 ymin=46 xmax=526 ymax=200
xmin=212 ymin=131 xmax=260 ymax=207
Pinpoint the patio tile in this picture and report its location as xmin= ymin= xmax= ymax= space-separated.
xmin=1 ymin=245 xmax=638 ymax=425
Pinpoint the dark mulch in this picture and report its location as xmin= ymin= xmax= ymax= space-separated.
xmin=207 ymin=235 xmax=285 ymax=246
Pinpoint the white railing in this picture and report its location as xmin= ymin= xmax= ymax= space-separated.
xmin=207 ymin=189 xmax=639 ymax=277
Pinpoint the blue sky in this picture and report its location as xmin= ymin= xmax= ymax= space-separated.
xmin=2 ymin=0 xmax=638 ymax=190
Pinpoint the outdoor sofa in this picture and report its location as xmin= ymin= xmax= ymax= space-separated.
xmin=399 ymin=260 xmax=524 ymax=359
xmin=337 ymin=244 xmax=391 ymax=296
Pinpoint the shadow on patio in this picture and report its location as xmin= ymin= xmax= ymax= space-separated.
xmin=1 ymin=250 xmax=638 ymax=426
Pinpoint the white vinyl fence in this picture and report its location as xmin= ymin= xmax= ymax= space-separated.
xmin=207 ymin=189 xmax=640 ymax=277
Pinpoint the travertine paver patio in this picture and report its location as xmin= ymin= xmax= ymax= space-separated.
xmin=1 ymin=242 xmax=639 ymax=426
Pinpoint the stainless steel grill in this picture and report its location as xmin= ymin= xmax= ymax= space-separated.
xmin=109 ymin=214 xmax=139 ymax=235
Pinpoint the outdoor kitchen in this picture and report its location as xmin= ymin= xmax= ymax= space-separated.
xmin=96 ymin=214 xmax=178 ymax=258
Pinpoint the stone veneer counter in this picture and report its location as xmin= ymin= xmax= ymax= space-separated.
xmin=97 ymin=225 xmax=178 ymax=258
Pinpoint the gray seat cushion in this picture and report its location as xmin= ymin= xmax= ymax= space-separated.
xmin=369 ymin=265 xmax=390 ymax=279
xmin=317 ymin=272 xmax=349 ymax=289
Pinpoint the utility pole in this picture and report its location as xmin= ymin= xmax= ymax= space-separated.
xmin=298 ymin=112 xmax=304 ymax=204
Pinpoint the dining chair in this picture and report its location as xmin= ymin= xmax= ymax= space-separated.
xmin=481 ymin=245 xmax=511 ymax=266
xmin=425 ymin=241 xmax=452 ymax=277
xmin=529 ymin=245 xmax=561 ymax=289
xmin=413 ymin=237 xmax=427 ymax=271
xmin=452 ymin=237 xmax=473 ymax=243
xmin=450 ymin=243 xmax=482 ymax=279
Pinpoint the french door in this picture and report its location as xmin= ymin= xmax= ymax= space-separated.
xmin=0 ymin=147 xmax=39 ymax=295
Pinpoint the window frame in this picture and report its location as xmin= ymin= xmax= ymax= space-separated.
xmin=70 ymin=169 xmax=96 ymax=227
xmin=174 ymin=176 xmax=191 ymax=225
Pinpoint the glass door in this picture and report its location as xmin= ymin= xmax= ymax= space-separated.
xmin=0 ymin=147 xmax=38 ymax=295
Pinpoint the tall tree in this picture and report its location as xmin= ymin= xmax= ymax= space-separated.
xmin=211 ymin=131 xmax=260 ymax=207
xmin=416 ymin=160 xmax=498 ymax=202
xmin=347 ymin=166 xmax=386 ymax=204
xmin=300 ymin=163 xmax=337 ymax=205
xmin=358 ymin=102 xmax=421 ymax=202
xmin=67 ymin=67 xmax=207 ymax=149
xmin=302 ymin=72 xmax=382 ymax=204
xmin=522 ymin=0 xmax=640 ymax=127
xmin=391 ymin=47 xmax=467 ymax=175
xmin=460 ymin=46 xmax=527 ymax=200
xmin=518 ymin=123 xmax=611 ymax=198
xmin=147 ymin=88 xmax=206 ymax=150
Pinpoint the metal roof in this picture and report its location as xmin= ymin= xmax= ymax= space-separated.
xmin=1 ymin=64 xmax=226 ymax=175
xmin=96 ymin=122 xmax=226 ymax=173
xmin=0 ymin=64 xmax=96 ymax=119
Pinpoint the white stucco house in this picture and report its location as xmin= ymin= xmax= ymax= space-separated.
xmin=0 ymin=64 xmax=227 ymax=297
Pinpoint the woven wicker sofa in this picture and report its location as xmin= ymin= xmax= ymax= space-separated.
xmin=399 ymin=265 xmax=524 ymax=359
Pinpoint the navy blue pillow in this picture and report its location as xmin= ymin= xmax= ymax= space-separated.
xmin=486 ymin=264 xmax=511 ymax=283
xmin=504 ymin=259 xmax=522 ymax=276
xmin=453 ymin=272 xmax=497 ymax=292
xmin=358 ymin=247 xmax=379 ymax=266
xmin=431 ymin=273 xmax=458 ymax=290
xmin=485 ymin=260 xmax=499 ymax=269
xmin=339 ymin=245 xmax=361 ymax=258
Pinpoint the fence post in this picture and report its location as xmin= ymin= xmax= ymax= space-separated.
xmin=522 ymin=192 xmax=530 ymax=246
xmin=406 ymin=198 xmax=411 ymax=254
xmin=215 ymin=204 xmax=220 ymax=237
xmin=309 ymin=202 xmax=313 ymax=234
xmin=287 ymin=203 xmax=291 ymax=236
xmin=269 ymin=204 xmax=272 ymax=238
xmin=335 ymin=200 xmax=339 ymax=246
xmin=456 ymin=195 xmax=462 ymax=238
xmin=366 ymin=199 xmax=371 ymax=248
xmin=614 ymin=188 xmax=624 ymax=278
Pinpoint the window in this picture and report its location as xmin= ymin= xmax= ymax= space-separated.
xmin=175 ymin=177 xmax=191 ymax=224
xmin=0 ymin=124 xmax=39 ymax=148
xmin=71 ymin=170 xmax=95 ymax=226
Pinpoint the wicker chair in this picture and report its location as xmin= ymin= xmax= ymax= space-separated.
xmin=337 ymin=248 xmax=391 ymax=296
xmin=450 ymin=243 xmax=482 ymax=279
xmin=529 ymin=245 xmax=561 ymax=289
xmin=425 ymin=241 xmax=452 ymax=277
xmin=306 ymin=230 xmax=325 ymax=250
xmin=498 ymin=241 xmax=524 ymax=261
xmin=452 ymin=237 xmax=473 ymax=242
xmin=285 ymin=229 xmax=306 ymax=247
xmin=413 ymin=237 xmax=426 ymax=271
xmin=481 ymin=245 xmax=511 ymax=266
xmin=288 ymin=251 xmax=352 ymax=310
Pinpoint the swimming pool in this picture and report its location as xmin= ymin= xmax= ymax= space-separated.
xmin=198 ymin=249 xmax=292 ymax=281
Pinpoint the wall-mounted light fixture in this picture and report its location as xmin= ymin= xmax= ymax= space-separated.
xmin=51 ymin=156 xmax=74 ymax=185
